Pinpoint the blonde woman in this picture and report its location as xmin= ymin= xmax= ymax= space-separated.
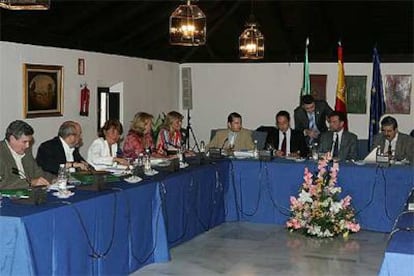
xmin=156 ymin=111 xmax=184 ymax=156
xmin=123 ymin=112 xmax=154 ymax=159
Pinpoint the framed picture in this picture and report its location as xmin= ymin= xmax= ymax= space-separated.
xmin=384 ymin=74 xmax=411 ymax=114
xmin=24 ymin=64 xmax=63 ymax=118
xmin=310 ymin=74 xmax=327 ymax=101
xmin=345 ymin=76 xmax=367 ymax=114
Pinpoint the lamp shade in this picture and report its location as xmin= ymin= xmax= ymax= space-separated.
xmin=0 ymin=0 xmax=49 ymax=10
xmin=239 ymin=22 xmax=264 ymax=60
xmin=169 ymin=0 xmax=206 ymax=46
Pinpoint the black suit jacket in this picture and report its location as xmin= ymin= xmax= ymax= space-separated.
xmin=36 ymin=136 xmax=85 ymax=175
xmin=266 ymin=128 xmax=309 ymax=157
xmin=293 ymin=100 xmax=333 ymax=134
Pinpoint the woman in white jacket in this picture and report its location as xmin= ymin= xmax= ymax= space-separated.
xmin=87 ymin=119 xmax=128 ymax=168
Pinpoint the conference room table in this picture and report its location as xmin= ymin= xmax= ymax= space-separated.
xmin=378 ymin=209 xmax=414 ymax=276
xmin=0 ymin=157 xmax=412 ymax=275
xmin=225 ymin=158 xmax=414 ymax=232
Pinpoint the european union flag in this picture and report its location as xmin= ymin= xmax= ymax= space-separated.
xmin=368 ymin=48 xmax=385 ymax=150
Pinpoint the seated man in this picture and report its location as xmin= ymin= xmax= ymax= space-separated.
xmin=208 ymin=112 xmax=254 ymax=151
xmin=266 ymin=111 xmax=308 ymax=158
xmin=294 ymin=95 xmax=333 ymax=145
xmin=36 ymin=121 xmax=88 ymax=175
xmin=371 ymin=116 xmax=414 ymax=164
xmin=0 ymin=120 xmax=49 ymax=190
xmin=319 ymin=111 xmax=358 ymax=161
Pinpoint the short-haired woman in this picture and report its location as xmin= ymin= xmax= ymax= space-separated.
xmin=87 ymin=119 xmax=128 ymax=167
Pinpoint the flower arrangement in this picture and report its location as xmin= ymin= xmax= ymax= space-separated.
xmin=286 ymin=155 xmax=360 ymax=238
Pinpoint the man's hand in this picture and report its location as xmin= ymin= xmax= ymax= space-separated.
xmin=31 ymin=177 xmax=50 ymax=187
xmin=305 ymin=129 xmax=320 ymax=139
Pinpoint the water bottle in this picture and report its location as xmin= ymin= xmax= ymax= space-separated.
xmin=253 ymin=140 xmax=259 ymax=159
xmin=57 ymin=164 xmax=68 ymax=192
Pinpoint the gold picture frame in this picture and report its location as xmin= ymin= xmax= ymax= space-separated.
xmin=24 ymin=64 xmax=63 ymax=118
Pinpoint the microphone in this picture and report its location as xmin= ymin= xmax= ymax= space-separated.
xmin=180 ymin=128 xmax=188 ymax=147
xmin=12 ymin=167 xmax=32 ymax=187
xmin=221 ymin=138 xmax=229 ymax=150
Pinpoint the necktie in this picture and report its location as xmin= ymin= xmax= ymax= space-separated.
xmin=332 ymin=133 xmax=339 ymax=157
xmin=281 ymin=132 xmax=287 ymax=155
xmin=308 ymin=113 xmax=315 ymax=129
xmin=387 ymin=142 xmax=392 ymax=157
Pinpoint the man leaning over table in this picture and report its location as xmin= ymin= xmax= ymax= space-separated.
xmin=36 ymin=120 xmax=89 ymax=175
xmin=207 ymin=112 xmax=254 ymax=151
xmin=0 ymin=120 xmax=49 ymax=190
xmin=371 ymin=116 xmax=414 ymax=164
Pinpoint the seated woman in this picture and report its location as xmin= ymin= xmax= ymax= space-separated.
xmin=156 ymin=111 xmax=184 ymax=156
xmin=123 ymin=112 xmax=155 ymax=159
xmin=87 ymin=119 xmax=128 ymax=167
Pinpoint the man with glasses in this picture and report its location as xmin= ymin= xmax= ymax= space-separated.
xmin=36 ymin=121 xmax=88 ymax=175
xmin=371 ymin=116 xmax=414 ymax=164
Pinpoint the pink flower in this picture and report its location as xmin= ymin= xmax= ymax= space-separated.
xmin=286 ymin=218 xmax=302 ymax=229
xmin=303 ymin=168 xmax=313 ymax=187
xmin=290 ymin=196 xmax=303 ymax=210
xmin=341 ymin=195 xmax=352 ymax=208
xmin=346 ymin=222 xmax=360 ymax=232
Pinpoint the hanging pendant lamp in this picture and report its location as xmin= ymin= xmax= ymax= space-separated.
xmin=239 ymin=14 xmax=264 ymax=60
xmin=0 ymin=0 xmax=50 ymax=10
xmin=169 ymin=0 xmax=206 ymax=46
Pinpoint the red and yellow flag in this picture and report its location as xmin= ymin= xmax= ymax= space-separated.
xmin=335 ymin=41 xmax=348 ymax=130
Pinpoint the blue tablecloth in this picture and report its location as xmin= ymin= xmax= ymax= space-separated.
xmin=160 ymin=161 xmax=229 ymax=248
xmin=379 ymin=212 xmax=414 ymax=276
xmin=0 ymin=181 xmax=169 ymax=275
xmin=225 ymin=159 xmax=414 ymax=232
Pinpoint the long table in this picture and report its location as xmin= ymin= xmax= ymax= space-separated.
xmin=1 ymin=158 xmax=412 ymax=275
xmin=225 ymin=159 xmax=414 ymax=232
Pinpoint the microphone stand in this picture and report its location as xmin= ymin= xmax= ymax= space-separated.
xmin=185 ymin=109 xmax=200 ymax=152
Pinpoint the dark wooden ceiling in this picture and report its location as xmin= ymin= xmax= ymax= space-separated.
xmin=1 ymin=1 xmax=412 ymax=63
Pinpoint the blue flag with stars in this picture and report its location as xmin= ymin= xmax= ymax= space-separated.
xmin=368 ymin=48 xmax=385 ymax=150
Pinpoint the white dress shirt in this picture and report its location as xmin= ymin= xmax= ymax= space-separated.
xmin=87 ymin=137 xmax=118 ymax=167
xmin=331 ymin=129 xmax=344 ymax=154
xmin=59 ymin=137 xmax=75 ymax=162
xmin=6 ymin=140 xmax=25 ymax=179
xmin=383 ymin=133 xmax=398 ymax=154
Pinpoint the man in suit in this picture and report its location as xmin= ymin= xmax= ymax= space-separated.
xmin=208 ymin=112 xmax=254 ymax=151
xmin=36 ymin=121 xmax=88 ymax=175
xmin=0 ymin=120 xmax=49 ymax=190
xmin=319 ymin=111 xmax=358 ymax=161
xmin=372 ymin=116 xmax=414 ymax=164
xmin=294 ymin=95 xmax=333 ymax=145
xmin=266 ymin=111 xmax=308 ymax=158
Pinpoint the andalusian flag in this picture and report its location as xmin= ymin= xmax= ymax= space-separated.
xmin=301 ymin=37 xmax=310 ymax=98
xmin=335 ymin=41 xmax=348 ymax=130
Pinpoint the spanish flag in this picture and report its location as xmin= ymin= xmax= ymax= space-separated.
xmin=335 ymin=41 xmax=348 ymax=130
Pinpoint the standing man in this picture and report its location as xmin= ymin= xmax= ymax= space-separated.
xmin=319 ymin=111 xmax=358 ymax=161
xmin=0 ymin=120 xmax=49 ymax=189
xmin=294 ymin=95 xmax=333 ymax=144
xmin=266 ymin=111 xmax=308 ymax=158
xmin=36 ymin=121 xmax=88 ymax=175
xmin=208 ymin=112 xmax=254 ymax=151
xmin=372 ymin=116 xmax=414 ymax=164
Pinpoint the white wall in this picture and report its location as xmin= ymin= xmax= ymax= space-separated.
xmin=0 ymin=42 xmax=179 ymax=156
xmin=180 ymin=63 xmax=414 ymax=144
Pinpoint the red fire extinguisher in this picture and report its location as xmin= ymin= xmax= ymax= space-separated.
xmin=80 ymin=84 xmax=90 ymax=116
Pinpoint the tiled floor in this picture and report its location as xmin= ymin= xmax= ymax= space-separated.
xmin=133 ymin=222 xmax=388 ymax=276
